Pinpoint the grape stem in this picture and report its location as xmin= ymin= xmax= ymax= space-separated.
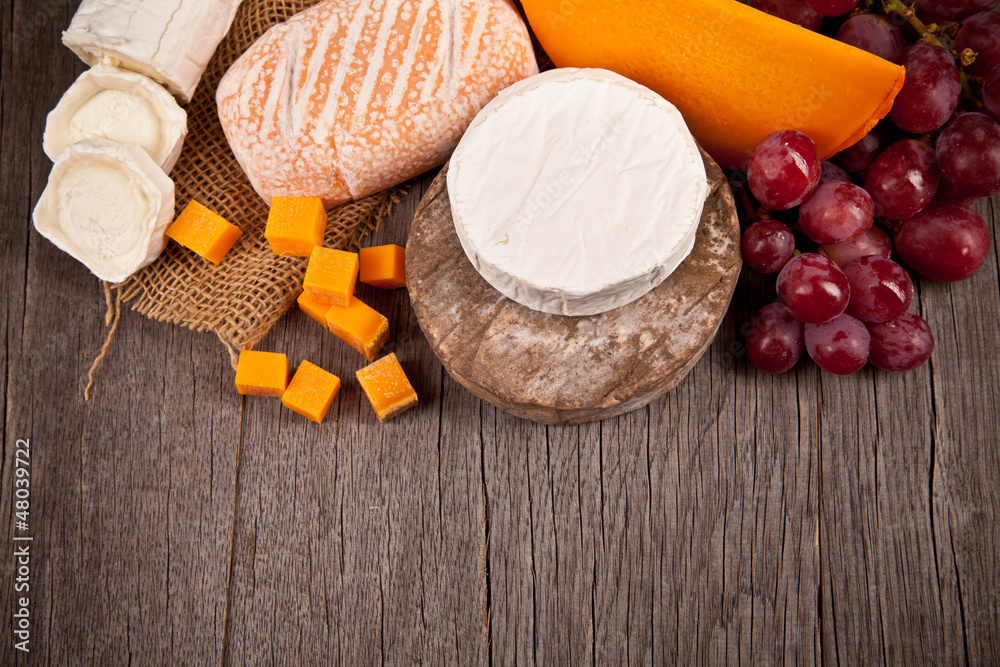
xmin=730 ymin=180 xmax=760 ymax=227
xmin=880 ymin=0 xmax=945 ymax=47
xmin=959 ymin=70 xmax=980 ymax=109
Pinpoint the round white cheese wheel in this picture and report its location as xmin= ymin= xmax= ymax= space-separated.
xmin=32 ymin=139 xmax=175 ymax=284
xmin=447 ymin=68 xmax=709 ymax=316
xmin=43 ymin=64 xmax=187 ymax=172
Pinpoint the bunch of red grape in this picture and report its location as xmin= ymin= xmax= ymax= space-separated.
xmin=742 ymin=0 xmax=1000 ymax=375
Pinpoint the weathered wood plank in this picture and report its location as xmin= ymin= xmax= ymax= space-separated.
xmin=591 ymin=411 xmax=656 ymax=664
xmin=925 ymin=194 xmax=1000 ymax=666
xmin=539 ymin=421 xmax=600 ymax=666
xmin=0 ymin=0 xmax=67 ymax=661
xmin=869 ymin=352 xmax=953 ymax=663
xmin=816 ymin=366 xmax=889 ymax=665
xmin=479 ymin=406 xmax=544 ymax=665
xmin=646 ymin=266 xmax=820 ymax=665
xmin=1 ymin=5 xmax=243 ymax=664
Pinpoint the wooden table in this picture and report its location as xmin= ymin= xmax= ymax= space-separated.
xmin=3 ymin=2 xmax=999 ymax=663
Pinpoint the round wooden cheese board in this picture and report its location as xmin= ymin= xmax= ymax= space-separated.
xmin=406 ymin=148 xmax=741 ymax=425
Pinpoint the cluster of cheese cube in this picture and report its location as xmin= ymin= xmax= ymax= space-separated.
xmin=235 ymin=350 xmax=416 ymax=424
xmin=232 ymin=195 xmax=416 ymax=423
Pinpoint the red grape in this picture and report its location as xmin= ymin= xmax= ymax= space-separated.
xmin=746 ymin=302 xmax=805 ymax=373
xmin=842 ymin=256 xmax=913 ymax=323
xmin=819 ymin=226 xmax=893 ymax=267
xmin=835 ymin=14 xmax=907 ymax=62
xmin=798 ymin=182 xmax=874 ymax=245
xmin=748 ymin=130 xmax=821 ymax=210
xmin=863 ymin=139 xmax=940 ymax=219
xmin=909 ymin=0 xmax=998 ymax=23
xmin=953 ymin=11 xmax=1000 ymax=77
xmin=753 ymin=0 xmax=824 ymax=30
xmin=776 ymin=253 xmax=851 ymax=324
xmin=867 ymin=312 xmax=934 ymax=372
xmin=889 ymin=43 xmax=961 ymax=134
xmin=834 ymin=124 xmax=891 ymax=174
xmin=935 ymin=112 xmax=1000 ymax=202
xmin=805 ymin=313 xmax=871 ymax=375
xmin=741 ymin=220 xmax=796 ymax=274
xmin=805 ymin=0 xmax=859 ymax=17
xmin=819 ymin=160 xmax=852 ymax=184
xmin=984 ymin=65 xmax=1000 ymax=122
xmin=894 ymin=204 xmax=991 ymax=282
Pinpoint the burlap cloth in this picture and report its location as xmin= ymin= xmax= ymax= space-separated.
xmin=87 ymin=0 xmax=408 ymax=396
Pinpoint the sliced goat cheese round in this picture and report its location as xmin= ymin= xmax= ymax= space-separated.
xmin=32 ymin=139 xmax=175 ymax=284
xmin=447 ymin=68 xmax=709 ymax=316
xmin=43 ymin=64 xmax=187 ymax=172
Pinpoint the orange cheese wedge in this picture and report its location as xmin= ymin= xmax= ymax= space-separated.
xmin=520 ymin=0 xmax=906 ymax=169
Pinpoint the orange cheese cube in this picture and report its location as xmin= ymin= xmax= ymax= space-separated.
xmin=359 ymin=244 xmax=407 ymax=289
xmin=281 ymin=360 xmax=341 ymax=423
xmin=234 ymin=350 xmax=289 ymax=396
xmin=297 ymin=291 xmax=332 ymax=326
xmin=303 ymin=247 xmax=359 ymax=306
xmin=166 ymin=200 xmax=243 ymax=264
xmin=265 ymin=196 xmax=326 ymax=256
xmin=356 ymin=353 xmax=418 ymax=422
xmin=325 ymin=296 xmax=389 ymax=361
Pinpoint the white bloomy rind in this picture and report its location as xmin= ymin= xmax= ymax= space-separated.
xmin=43 ymin=64 xmax=188 ymax=172
xmin=62 ymin=0 xmax=244 ymax=104
xmin=32 ymin=139 xmax=175 ymax=284
xmin=448 ymin=68 xmax=709 ymax=316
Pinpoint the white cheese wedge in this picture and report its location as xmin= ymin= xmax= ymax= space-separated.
xmin=448 ymin=68 xmax=709 ymax=316
xmin=62 ymin=0 xmax=244 ymax=104
xmin=43 ymin=64 xmax=187 ymax=172
xmin=33 ymin=139 xmax=175 ymax=284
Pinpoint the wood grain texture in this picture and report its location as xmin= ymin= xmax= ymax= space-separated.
xmin=2 ymin=1 xmax=1000 ymax=664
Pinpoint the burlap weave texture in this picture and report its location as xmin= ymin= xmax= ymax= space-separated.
xmin=111 ymin=0 xmax=406 ymax=356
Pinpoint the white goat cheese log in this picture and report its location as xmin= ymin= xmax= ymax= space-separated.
xmin=62 ymin=0 xmax=244 ymax=104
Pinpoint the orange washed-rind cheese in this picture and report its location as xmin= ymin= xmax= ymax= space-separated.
xmin=235 ymin=350 xmax=289 ymax=397
xmin=303 ymin=247 xmax=358 ymax=307
xmin=281 ymin=360 xmax=341 ymax=423
xmin=356 ymin=353 xmax=417 ymax=422
xmin=216 ymin=0 xmax=538 ymax=207
xmin=265 ymin=196 xmax=326 ymax=257
xmin=359 ymin=244 xmax=407 ymax=289
xmin=166 ymin=200 xmax=242 ymax=264
xmin=325 ymin=296 xmax=389 ymax=361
